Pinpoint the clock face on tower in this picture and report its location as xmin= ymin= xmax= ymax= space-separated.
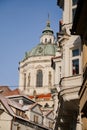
xmin=38 ymin=47 xmax=43 ymax=53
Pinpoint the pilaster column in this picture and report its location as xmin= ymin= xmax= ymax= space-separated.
xmin=76 ymin=114 xmax=82 ymax=130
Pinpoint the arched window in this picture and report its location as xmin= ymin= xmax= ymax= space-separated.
xmin=48 ymin=71 xmax=52 ymax=86
xmin=45 ymin=38 xmax=47 ymax=43
xmin=24 ymin=73 xmax=26 ymax=90
xmin=28 ymin=73 xmax=31 ymax=87
xmin=49 ymin=39 xmax=52 ymax=43
xmin=36 ymin=70 xmax=43 ymax=87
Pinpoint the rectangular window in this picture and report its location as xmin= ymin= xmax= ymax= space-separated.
xmin=34 ymin=115 xmax=38 ymax=123
xmin=17 ymin=126 xmax=20 ymax=130
xmin=72 ymin=0 xmax=78 ymax=5
xmin=72 ymin=8 xmax=76 ymax=21
xmin=70 ymin=48 xmax=80 ymax=76
xmin=16 ymin=109 xmax=20 ymax=116
xmin=49 ymin=121 xmax=53 ymax=129
xmin=72 ymin=59 xmax=79 ymax=75
xmin=72 ymin=0 xmax=78 ymax=21
xmin=72 ymin=49 xmax=79 ymax=56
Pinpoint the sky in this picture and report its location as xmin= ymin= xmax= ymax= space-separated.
xmin=0 ymin=0 xmax=62 ymax=89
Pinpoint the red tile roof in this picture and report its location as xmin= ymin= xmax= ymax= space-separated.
xmin=0 ymin=86 xmax=21 ymax=96
xmin=0 ymin=86 xmax=12 ymax=96
xmin=4 ymin=88 xmax=20 ymax=96
xmin=0 ymin=86 xmax=52 ymax=103
xmin=29 ymin=93 xmax=52 ymax=99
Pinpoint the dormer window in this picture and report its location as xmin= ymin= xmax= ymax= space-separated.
xmin=49 ymin=121 xmax=53 ymax=129
xmin=16 ymin=109 xmax=20 ymax=116
xmin=17 ymin=126 xmax=20 ymax=130
xmin=16 ymin=109 xmax=25 ymax=118
xmin=34 ymin=115 xmax=38 ymax=123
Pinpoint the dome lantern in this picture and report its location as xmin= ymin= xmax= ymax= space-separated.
xmin=40 ymin=16 xmax=54 ymax=44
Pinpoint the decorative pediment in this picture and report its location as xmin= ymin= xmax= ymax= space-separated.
xmin=31 ymin=104 xmax=42 ymax=115
xmin=46 ymin=111 xmax=54 ymax=120
xmin=35 ymin=65 xmax=44 ymax=69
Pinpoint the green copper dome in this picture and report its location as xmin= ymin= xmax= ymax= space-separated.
xmin=22 ymin=19 xmax=57 ymax=61
xmin=23 ymin=43 xmax=57 ymax=60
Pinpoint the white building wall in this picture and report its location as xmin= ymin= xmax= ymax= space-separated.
xmin=56 ymin=0 xmax=82 ymax=129
xmin=0 ymin=112 xmax=12 ymax=130
xmin=54 ymin=59 xmax=61 ymax=87
xmin=12 ymin=121 xmax=36 ymax=130
xmin=19 ymin=69 xmax=25 ymax=90
xmin=63 ymin=0 xmax=72 ymax=24
xmin=19 ymin=55 xmax=54 ymax=95
xmin=61 ymin=0 xmax=77 ymax=35
xmin=61 ymin=35 xmax=82 ymax=78
xmin=30 ymin=111 xmax=43 ymax=125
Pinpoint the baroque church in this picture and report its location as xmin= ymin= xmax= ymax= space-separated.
xmin=18 ymin=19 xmax=58 ymax=108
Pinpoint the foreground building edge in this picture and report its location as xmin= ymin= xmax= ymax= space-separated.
xmin=72 ymin=0 xmax=87 ymax=129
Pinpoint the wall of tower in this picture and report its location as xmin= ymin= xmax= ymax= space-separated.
xmin=19 ymin=55 xmax=55 ymax=95
xmin=40 ymin=34 xmax=55 ymax=44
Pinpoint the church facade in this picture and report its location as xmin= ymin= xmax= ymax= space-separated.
xmin=18 ymin=20 xmax=58 ymax=108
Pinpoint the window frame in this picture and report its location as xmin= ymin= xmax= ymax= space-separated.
xmin=28 ymin=73 xmax=31 ymax=87
xmin=72 ymin=59 xmax=79 ymax=75
xmin=24 ymin=73 xmax=26 ymax=90
xmin=70 ymin=48 xmax=80 ymax=76
xmin=72 ymin=0 xmax=78 ymax=21
xmin=49 ymin=121 xmax=53 ymax=129
xmin=48 ymin=71 xmax=52 ymax=86
xmin=34 ymin=115 xmax=38 ymax=123
xmin=36 ymin=70 xmax=43 ymax=87
xmin=72 ymin=0 xmax=78 ymax=6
